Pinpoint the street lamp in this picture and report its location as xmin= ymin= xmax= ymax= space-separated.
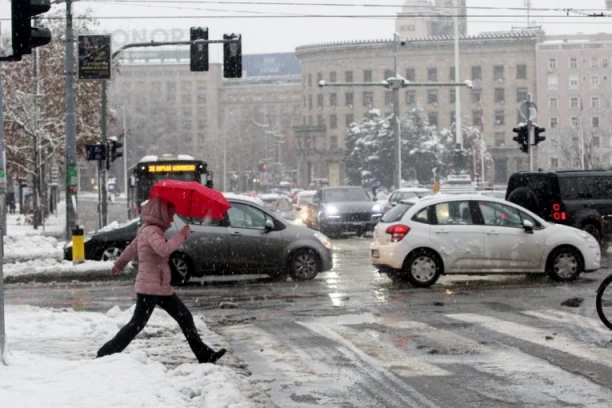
xmin=319 ymin=78 xmax=472 ymax=189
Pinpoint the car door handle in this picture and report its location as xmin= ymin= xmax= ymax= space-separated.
xmin=486 ymin=229 xmax=499 ymax=235
xmin=435 ymin=229 xmax=449 ymax=234
xmin=231 ymin=231 xmax=242 ymax=236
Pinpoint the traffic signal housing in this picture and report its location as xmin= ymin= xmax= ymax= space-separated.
xmin=534 ymin=125 xmax=546 ymax=145
xmin=11 ymin=0 xmax=53 ymax=60
xmin=512 ymin=125 xmax=529 ymax=154
xmin=223 ymin=33 xmax=242 ymax=78
xmin=258 ymin=162 xmax=268 ymax=172
xmin=110 ymin=139 xmax=123 ymax=162
xmin=190 ymin=27 xmax=208 ymax=72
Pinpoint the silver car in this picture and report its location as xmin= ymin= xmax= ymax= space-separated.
xmin=167 ymin=197 xmax=333 ymax=284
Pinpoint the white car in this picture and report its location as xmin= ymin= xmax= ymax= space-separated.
xmin=384 ymin=187 xmax=435 ymax=213
xmin=371 ymin=194 xmax=601 ymax=287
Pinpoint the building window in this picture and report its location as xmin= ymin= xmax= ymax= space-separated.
xmin=308 ymin=95 xmax=312 ymax=109
xmin=569 ymin=76 xmax=579 ymax=89
xmin=385 ymin=91 xmax=393 ymax=105
xmin=548 ymin=75 xmax=558 ymax=89
xmin=517 ymin=87 xmax=528 ymax=102
xmin=345 ymin=92 xmax=354 ymax=107
xmin=364 ymin=70 xmax=372 ymax=82
xmin=330 ymin=135 xmax=338 ymax=149
xmin=428 ymin=112 xmax=438 ymax=127
xmin=593 ymin=117 xmax=600 ymax=128
xmin=471 ymin=66 xmax=482 ymax=81
xmin=592 ymin=97 xmax=600 ymax=109
xmin=495 ymin=110 xmax=505 ymax=125
xmin=473 ymin=110 xmax=482 ymax=126
xmin=549 ymin=98 xmax=558 ymax=109
xmin=329 ymin=72 xmax=337 ymax=82
xmin=330 ymin=93 xmax=337 ymax=107
xmin=308 ymin=74 xmax=312 ymax=87
xmin=571 ymin=117 xmax=579 ymax=127
xmin=494 ymin=88 xmax=505 ymax=103
xmin=516 ymin=64 xmax=527 ymax=79
xmin=317 ymin=94 xmax=323 ymax=108
xmin=181 ymin=94 xmax=191 ymax=104
xmin=384 ymin=69 xmax=394 ymax=80
xmin=494 ymin=65 xmax=504 ymax=80
xmin=345 ymin=114 xmax=354 ymax=127
xmin=551 ymin=158 xmax=558 ymax=168
xmin=591 ymin=57 xmax=599 ymax=68
xmin=449 ymin=89 xmax=456 ymax=104
xmin=406 ymin=90 xmax=416 ymax=104
xmin=603 ymin=58 xmax=609 ymax=68
xmin=548 ymin=58 xmax=557 ymax=70
xmin=591 ymin=75 xmax=600 ymax=87
xmin=472 ymin=89 xmax=481 ymax=103
xmin=317 ymin=115 xmax=324 ymax=126
xmin=428 ymin=89 xmax=438 ymax=105
xmin=547 ymin=117 xmax=558 ymax=129
xmin=570 ymin=97 xmax=579 ymax=109
xmin=570 ymin=57 xmax=578 ymax=69
xmin=593 ymin=136 xmax=600 ymax=147
xmin=405 ymin=68 xmax=416 ymax=81
xmin=449 ymin=66 xmax=456 ymax=81
xmin=363 ymin=91 xmax=373 ymax=106
xmin=427 ymin=68 xmax=438 ymax=82
xmin=330 ymin=114 xmax=337 ymax=129
xmin=345 ymin=71 xmax=353 ymax=82
xmin=494 ymin=132 xmax=505 ymax=147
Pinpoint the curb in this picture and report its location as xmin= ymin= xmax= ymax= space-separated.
xmin=4 ymin=268 xmax=136 ymax=285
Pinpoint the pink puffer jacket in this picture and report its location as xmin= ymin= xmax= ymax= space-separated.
xmin=112 ymin=198 xmax=186 ymax=296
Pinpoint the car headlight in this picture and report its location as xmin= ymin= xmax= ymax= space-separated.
xmin=325 ymin=205 xmax=338 ymax=215
xmin=372 ymin=203 xmax=383 ymax=213
xmin=314 ymin=231 xmax=332 ymax=249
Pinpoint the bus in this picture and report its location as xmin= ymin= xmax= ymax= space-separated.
xmin=127 ymin=154 xmax=213 ymax=219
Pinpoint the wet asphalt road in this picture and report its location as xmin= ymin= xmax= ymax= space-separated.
xmin=4 ymin=237 xmax=612 ymax=407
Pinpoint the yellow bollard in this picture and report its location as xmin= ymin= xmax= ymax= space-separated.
xmin=72 ymin=226 xmax=85 ymax=264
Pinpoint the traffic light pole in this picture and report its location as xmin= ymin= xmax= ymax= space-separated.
xmin=65 ymin=0 xmax=78 ymax=240
xmin=527 ymin=94 xmax=534 ymax=171
xmin=100 ymin=81 xmax=108 ymax=227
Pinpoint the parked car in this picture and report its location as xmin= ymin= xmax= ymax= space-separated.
xmin=302 ymin=186 xmax=383 ymax=237
xmin=259 ymin=193 xmax=297 ymax=222
xmin=64 ymin=218 xmax=140 ymax=262
xmin=371 ymin=194 xmax=600 ymax=287
xmin=65 ymin=197 xmax=333 ymax=284
xmin=505 ymin=170 xmax=612 ymax=246
xmin=384 ymin=187 xmax=434 ymax=213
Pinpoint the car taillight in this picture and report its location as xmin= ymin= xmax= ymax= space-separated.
xmin=552 ymin=203 xmax=567 ymax=221
xmin=385 ymin=224 xmax=410 ymax=242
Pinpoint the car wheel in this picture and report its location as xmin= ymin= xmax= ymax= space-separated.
xmin=170 ymin=253 xmax=192 ymax=285
xmin=288 ymin=249 xmax=319 ymax=281
xmin=582 ymin=223 xmax=602 ymax=246
xmin=546 ymin=246 xmax=582 ymax=282
xmin=100 ymin=247 xmax=123 ymax=261
xmin=403 ymin=248 xmax=442 ymax=288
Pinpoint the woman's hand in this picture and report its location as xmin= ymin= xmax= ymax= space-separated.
xmin=179 ymin=224 xmax=191 ymax=238
xmin=110 ymin=266 xmax=121 ymax=275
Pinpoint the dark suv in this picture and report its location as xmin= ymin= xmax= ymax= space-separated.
xmin=505 ymin=170 xmax=612 ymax=245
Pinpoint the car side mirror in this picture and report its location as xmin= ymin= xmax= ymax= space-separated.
xmin=523 ymin=219 xmax=534 ymax=234
xmin=264 ymin=218 xmax=275 ymax=232
xmin=391 ymin=202 xmax=397 ymax=207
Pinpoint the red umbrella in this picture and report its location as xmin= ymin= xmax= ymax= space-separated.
xmin=148 ymin=180 xmax=231 ymax=220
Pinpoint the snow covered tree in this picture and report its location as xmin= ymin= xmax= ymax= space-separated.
xmin=399 ymin=103 xmax=438 ymax=184
xmin=537 ymin=125 xmax=608 ymax=170
xmin=437 ymin=121 xmax=487 ymax=180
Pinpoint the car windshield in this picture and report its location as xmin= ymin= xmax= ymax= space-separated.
xmin=381 ymin=203 xmax=414 ymax=223
xmin=323 ymin=188 xmax=370 ymax=202
xmin=262 ymin=198 xmax=292 ymax=211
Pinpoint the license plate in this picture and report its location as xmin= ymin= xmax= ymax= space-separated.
xmin=371 ymin=249 xmax=380 ymax=258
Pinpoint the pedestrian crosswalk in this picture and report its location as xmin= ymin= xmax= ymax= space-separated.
xmin=220 ymin=307 xmax=612 ymax=407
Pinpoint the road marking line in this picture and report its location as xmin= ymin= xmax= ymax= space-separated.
xmin=522 ymin=309 xmax=611 ymax=336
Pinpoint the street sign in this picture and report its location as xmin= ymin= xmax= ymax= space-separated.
xmin=78 ymin=35 xmax=112 ymax=80
xmin=86 ymin=144 xmax=107 ymax=161
xmin=520 ymin=101 xmax=538 ymax=121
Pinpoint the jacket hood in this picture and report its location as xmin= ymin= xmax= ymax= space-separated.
xmin=141 ymin=197 xmax=174 ymax=229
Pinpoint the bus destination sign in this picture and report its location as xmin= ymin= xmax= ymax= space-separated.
xmin=147 ymin=164 xmax=197 ymax=173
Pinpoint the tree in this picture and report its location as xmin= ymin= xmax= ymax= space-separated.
xmin=537 ymin=125 xmax=609 ymax=170
xmin=437 ymin=121 xmax=487 ymax=180
xmin=399 ymin=103 xmax=438 ymax=185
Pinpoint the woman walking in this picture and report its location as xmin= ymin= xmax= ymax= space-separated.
xmin=96 ymin=197 xmax=226 ymax=364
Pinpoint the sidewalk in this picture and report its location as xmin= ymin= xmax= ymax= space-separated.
xmin=1 ymin=305 xmax=276 ymax=408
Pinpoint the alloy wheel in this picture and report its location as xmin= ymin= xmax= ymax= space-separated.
xmin=292 ymin=251 xmax=317 ymax=280
xmin=101 ymin=247 xmax=122 ymax=261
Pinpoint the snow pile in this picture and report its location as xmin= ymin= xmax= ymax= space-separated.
xmin=0 ymin=305 xmax=274 ymax=408
xmin=3 ymin=259 xmax=115 ymax=280
xmin=3 ymin=234 xmax=64 ymax=263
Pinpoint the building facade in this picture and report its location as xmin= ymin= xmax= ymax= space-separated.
xmin=536 ymin=33 xmax=612 ymax=171
xmin=294 ymin=31 xmax=540 ymax=186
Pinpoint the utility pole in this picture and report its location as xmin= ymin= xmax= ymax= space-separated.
xmin=100 ymin=82 xmax=108 ymax=227
xmin=64 ymin=0 xmax=78 ymax=240
xmin=0 ymin=62 xmax=6 ymax=236
xmin=34 ymin=40 xmax=42 ymax=230
xmin=454 ymin=0 xmax=463 ymax=174
xmin=123 ymin=107 xmax=127 ymax=197
xmin=393 ymin=33 xmax=402 ymax=189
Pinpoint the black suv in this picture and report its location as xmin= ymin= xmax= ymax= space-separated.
xmin=505 ymin=170 xmax=612 ymax=245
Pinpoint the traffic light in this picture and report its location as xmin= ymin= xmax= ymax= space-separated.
xmin=223 ymin=33 xmax=242 ymax=78
xmin=110 ymin=139 xmax=123 ymax=162
xmin=190 ymin=27 xmax=208 ymax=72
xmin=512 ymin=125 xmax=529 ymax=154
xmin=534 ymin=125 xmax=546 ymax=145
xmin=11 ymin=0 xmax=53 ymax=60
xmin=258 ymin=162 xmax=268 ymax=172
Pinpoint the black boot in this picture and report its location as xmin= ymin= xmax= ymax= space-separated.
xmin=206 ymin=348 xmax=226 ymax=364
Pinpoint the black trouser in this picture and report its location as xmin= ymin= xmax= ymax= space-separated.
xmin=97 ymin=293 xmax=215 ymax=363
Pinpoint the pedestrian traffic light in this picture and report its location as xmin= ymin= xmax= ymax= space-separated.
xmin=512 ymin=125 xmax=529 ymax=154
xmin=534 ymin=125 xmax=546 ymax=145
xmin=190 ymin=27 xmax=208 ymax=72
xmin=110 ymin=139 xmax=123 ymax=162
xmin=223 ymin=33 xmax=242 ymax=78
xmin=11 ymin=0 xmax=53 ymax=61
